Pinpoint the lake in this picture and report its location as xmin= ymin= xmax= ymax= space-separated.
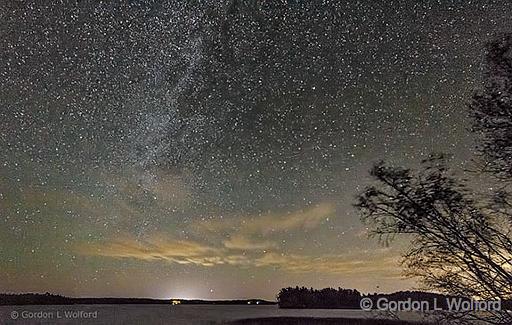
xmin=0 ymin=304 xmax=431 ymax=324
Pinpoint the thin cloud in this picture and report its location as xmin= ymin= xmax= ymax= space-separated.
xmin=197 ymin=202 xmax=335 ymax=239
xmin=254 ymin=252 xmax=401 ymax=275
xmin=222 ymin=235 xmax=277 ymax=250
xmin=76 ymin=234 xmax=401 ymax=277
xmin=76 ymin=236 xmax=228 ymax=267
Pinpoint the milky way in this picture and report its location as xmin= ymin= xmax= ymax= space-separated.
xmin=1 ymin=1 xmax=511 ymax=299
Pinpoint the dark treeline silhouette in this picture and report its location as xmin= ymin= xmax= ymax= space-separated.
xmin=277 ymin=287 xmax=361 ymax=309
xmin=277 ymin=287 xmax=512 ymax=310
xmin=0 ymin=292 xmax=274 ymax=306
xmin=0 ymin=292 xmax=170 ymax=305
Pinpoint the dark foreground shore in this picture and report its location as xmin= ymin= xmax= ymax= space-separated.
xmin=226 ymin=317 xmax=430 ymax=325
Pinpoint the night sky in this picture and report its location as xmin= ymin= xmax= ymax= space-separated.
xmin=1 ymin=1 xmax=512 ymax=300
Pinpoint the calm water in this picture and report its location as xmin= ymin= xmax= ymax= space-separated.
xmin=0 ymin=304 xmax=425 ymax=324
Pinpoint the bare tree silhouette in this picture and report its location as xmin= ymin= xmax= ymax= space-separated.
xmin=356 ymin=34 xmax=512 ymax=324
xmin=471 ymin=34 xmax=512 ymax=181
xmin=356 ymin=156 xmax=512 ymax=323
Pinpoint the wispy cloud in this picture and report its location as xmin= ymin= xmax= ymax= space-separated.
xmin=76 ymin=234 xmax=401 ymax=276
xmin=76 ymin=236 xmax=231 ymax=267
xmin=222 ymin=235 xmax=277 ymax=250
xmin=199 ymin=202 xmax=335 ymax=237
xmin=254 ymin=252 xmax=400 ymax=275
xmin=76 ymin=201 xmax=402 ymax=278
xmin=192 ymin=202 xmax=335 ymax=251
